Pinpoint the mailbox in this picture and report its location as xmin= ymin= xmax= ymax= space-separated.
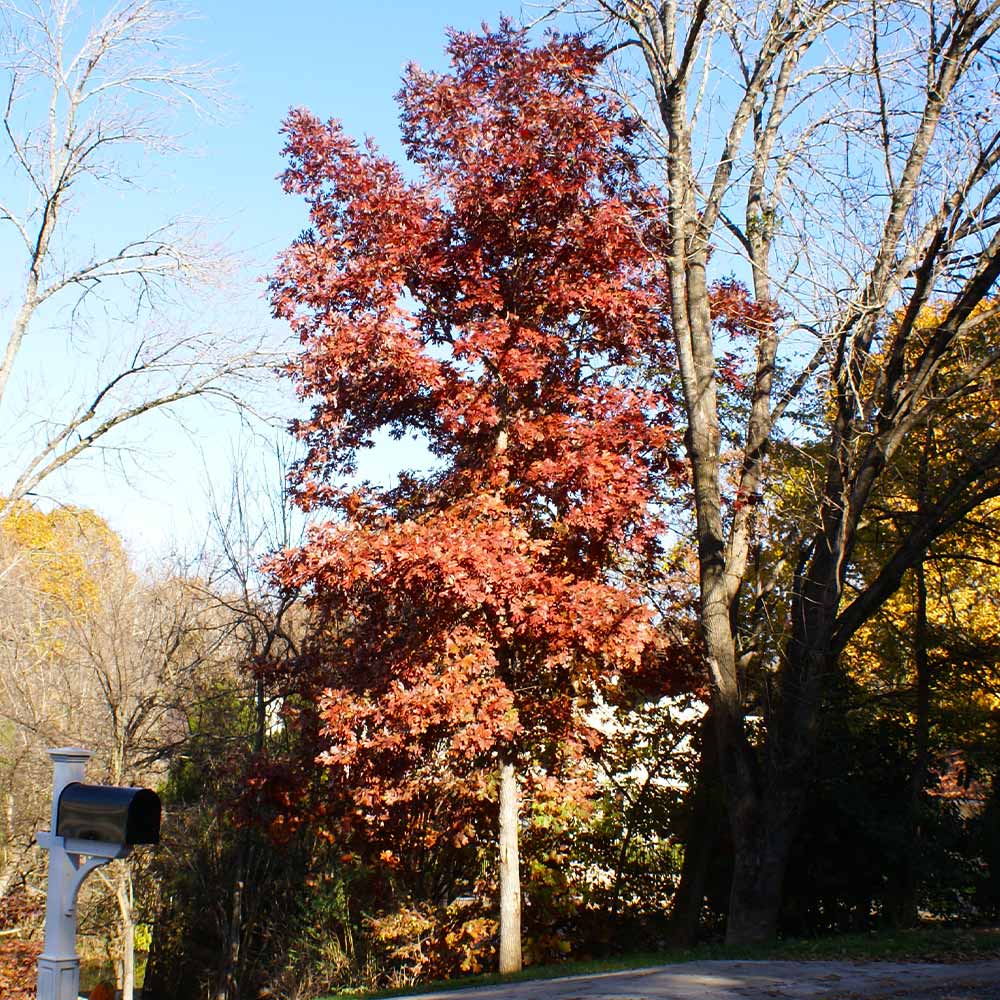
xmin=56 ymin=782 xmax=160 ymax=846
xmin=38 ymin=750 xmax=164 ymax=1000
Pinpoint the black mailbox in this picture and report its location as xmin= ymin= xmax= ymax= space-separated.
xmin=57 ymin=783 xmax=161 ymax=846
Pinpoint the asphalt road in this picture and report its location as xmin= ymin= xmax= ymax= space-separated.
xmin=391 ymin=959 xmax=1000 ymax=1000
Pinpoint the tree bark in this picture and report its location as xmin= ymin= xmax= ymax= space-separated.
xmin=896 ymin=558 xmax=931 ymax=927
xmin=896 ymin=419 xmax=936 ymax=926
xmin=115 ymin=867 xmax=136 ymax=1000
xmin=724 ymin=793 xmax=796 ymax=945
xmin=498 ymin=761 xmax=522 ymax=974
xmin=216 ymin=675 xmax=266 ymax=998
xmin=215 ymin=858 xmax=245 ymax=1000
xmin=667 ymin=713 xmax=725 ymax=947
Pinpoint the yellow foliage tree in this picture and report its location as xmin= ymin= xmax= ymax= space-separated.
xmin=0 ymin=501 xmax=128 ymax=620
xmin=847 ymin=298 xmax=1000 ymax=707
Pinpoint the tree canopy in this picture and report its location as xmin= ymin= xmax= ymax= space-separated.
xmin=262 ymin=25 xmax=691 ymax=968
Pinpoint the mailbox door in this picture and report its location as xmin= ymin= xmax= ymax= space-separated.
xmin=125 ymin=788 xmax=161 ymax=845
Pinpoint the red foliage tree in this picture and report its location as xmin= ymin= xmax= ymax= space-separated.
xmin=265 ymin=23 xmax=678 ymax=969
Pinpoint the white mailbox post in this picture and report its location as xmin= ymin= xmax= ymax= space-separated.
xmin=35 ymin=747 xmax=160 ymax=1000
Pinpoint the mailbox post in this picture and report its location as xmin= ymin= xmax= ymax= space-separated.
xmin=35 ymin=747 xmax=161 ymax=1000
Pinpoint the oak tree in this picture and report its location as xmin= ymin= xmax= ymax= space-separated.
xmin=266 ymin=24 xmax=677 ymax=972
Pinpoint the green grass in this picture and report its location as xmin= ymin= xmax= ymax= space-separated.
xmin=319 ymin=925 xmax=1000 ymax=999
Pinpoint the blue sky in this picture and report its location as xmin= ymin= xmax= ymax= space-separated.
xmin=1 ymin=0 xmax=538 ymax=560
xmin=184 ymin=1 xmax=523 ymax=253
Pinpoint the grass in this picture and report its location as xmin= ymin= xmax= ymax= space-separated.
xmin=320 ymin=924 xmax=1000 ymax=999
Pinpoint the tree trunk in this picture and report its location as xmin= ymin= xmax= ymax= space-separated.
xmin=724 ymin=799 xmax=793 ymax=945
xmin=141 ymin=927 xmax=165 ymax=999
xmin=716 ymin=525 xmax=848 ymax=943
xmin=115 ymin=866 xmax=136 ymax=1000
xmin=215 ymin=855 xmax=245 ymax=1000
xmin=498 ymin=762 xmax=522 ymax=974
xmin=896 ymin=559 xmax=931 ymax=927
xmin=216 ymin=674 xmax=266 ymax=998
xmin=667 ymin=713 xmax=725 ymax=947
xmin=896 ymin=420 xmax=935 ymax=926
xmin=723 ymin=612 xmax=838 ymax=945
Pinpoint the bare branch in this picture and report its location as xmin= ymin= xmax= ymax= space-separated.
xmin=0 ymin=0 xmax=262 ymax=510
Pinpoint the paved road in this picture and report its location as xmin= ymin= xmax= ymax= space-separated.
xmin=392 ymin=960 xmax=1000 ymax=1000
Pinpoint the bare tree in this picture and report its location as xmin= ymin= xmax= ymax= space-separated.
xmin=72 ymin=564 xmax=240 ymax=1000
xmin=0 ymin=442 xmax=306 ymax=998
xmin=198 ymin=443 xmax=303 ymax=1000
xmin=0 ymin=502 xmax=246 ymax=998
xmin=0 ymin=0 xmax=272 ymax=516
xmin=563 ymin=0 xmax=1000 ymax=942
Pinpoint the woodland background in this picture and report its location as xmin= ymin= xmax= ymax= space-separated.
xmin=1 ymin=1 xmax=1000 ymax=999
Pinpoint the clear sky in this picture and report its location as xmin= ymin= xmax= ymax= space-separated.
xmin=181 ymin=0 xmax=529 ymax=246
xmin=1 ymin=0 xmax=541 ymax=560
